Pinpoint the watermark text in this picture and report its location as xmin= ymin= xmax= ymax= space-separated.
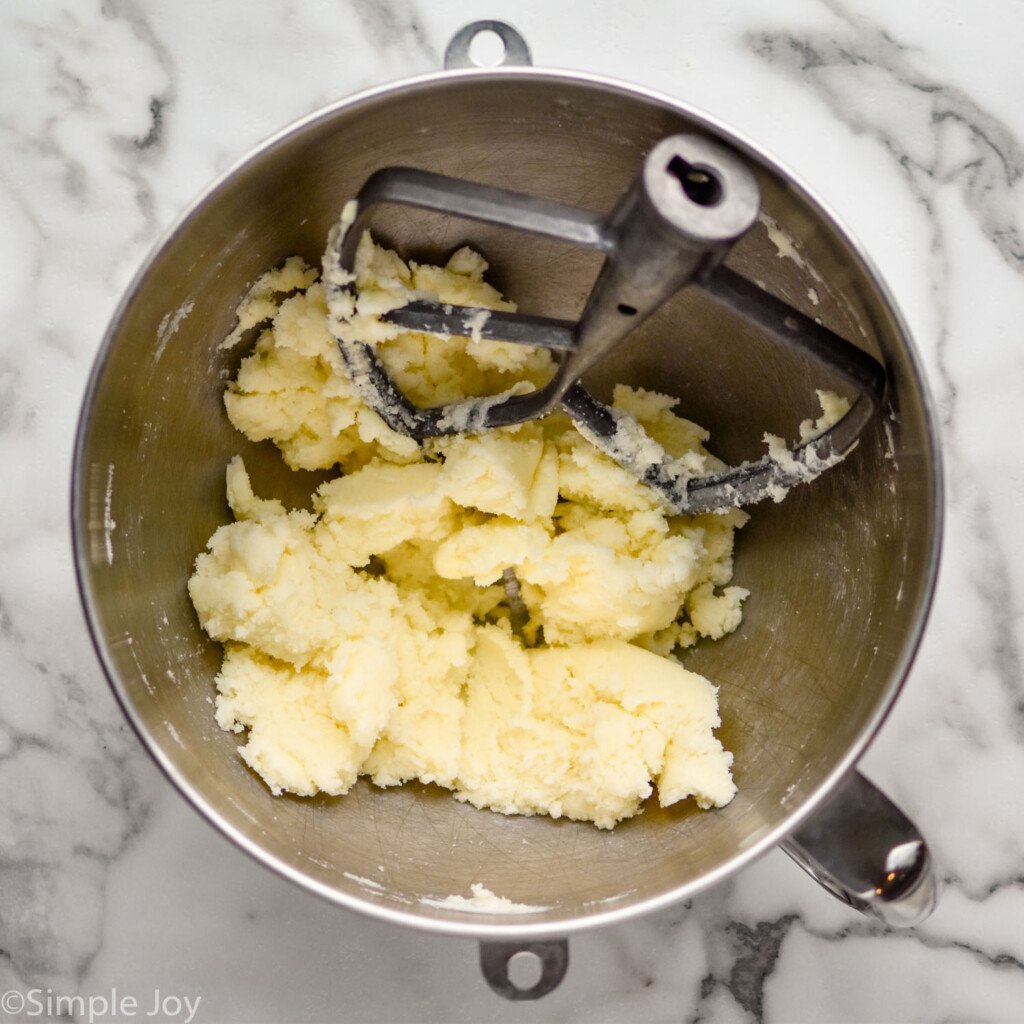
xmin=1 ymin=988 xmax=201 ymax=1023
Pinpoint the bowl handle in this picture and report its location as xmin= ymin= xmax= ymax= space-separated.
xmin=478 ymin=939 xmax=569 ymax=1000
xmin=780 ymin=769 xmax=937 ymax=927
xmin=475 ymin=770 xmax=932 ymax=1000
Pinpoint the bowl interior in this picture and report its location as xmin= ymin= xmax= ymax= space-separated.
xmin=74 ymin=72 xmax=938 ymax=934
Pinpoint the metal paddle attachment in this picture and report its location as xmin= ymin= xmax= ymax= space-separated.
xmin=323 ymin=135 xmax=885 ymax=514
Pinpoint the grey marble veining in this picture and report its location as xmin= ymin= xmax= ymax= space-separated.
xmin=1 ymin=0 xmax=1023 ymax=1021
xmin=747 ymin=3 xmax=1024 ymax=766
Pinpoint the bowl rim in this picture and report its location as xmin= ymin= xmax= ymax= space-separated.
xmin=71 ymin=63 xmax=945 ymax=940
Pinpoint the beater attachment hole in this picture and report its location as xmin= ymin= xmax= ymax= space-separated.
xmin=667 ymin=155 xmax=723 ymax=207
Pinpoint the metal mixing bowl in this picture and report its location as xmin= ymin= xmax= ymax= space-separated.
xmin=73 ymin=22 xmax=941 ymax=1000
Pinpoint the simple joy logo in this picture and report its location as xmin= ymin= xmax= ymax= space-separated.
xmin=1 ymin=988 xmax=202 ymax=1023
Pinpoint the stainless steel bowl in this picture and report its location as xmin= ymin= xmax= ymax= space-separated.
xmin=73 ymin=21 xmax=941 ymax=1000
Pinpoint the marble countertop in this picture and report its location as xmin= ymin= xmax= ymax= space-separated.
xmin=3 ymin=0 xmax=1023 ymax=1021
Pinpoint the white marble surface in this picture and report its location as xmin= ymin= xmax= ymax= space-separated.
xmin=3 ymin=0 xmax=1023 ymax=1021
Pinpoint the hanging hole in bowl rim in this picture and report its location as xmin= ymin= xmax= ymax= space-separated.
xmin=443 ymin=20 xmax=532 ymax=69
xmin=469 ymin=28 xmax=506 ymax=67
xmin=507 ymin=950 xmax=544 ymax=991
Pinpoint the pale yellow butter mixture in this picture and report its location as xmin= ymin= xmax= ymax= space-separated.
xmin=188 ymin=233 xmax=750 ymax=828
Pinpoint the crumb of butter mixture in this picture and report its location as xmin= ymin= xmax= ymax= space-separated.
xmin=420 ymin=884 xmax=550 ymax=915
xmin=188 ymin=233 xmax=750 ymax=828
